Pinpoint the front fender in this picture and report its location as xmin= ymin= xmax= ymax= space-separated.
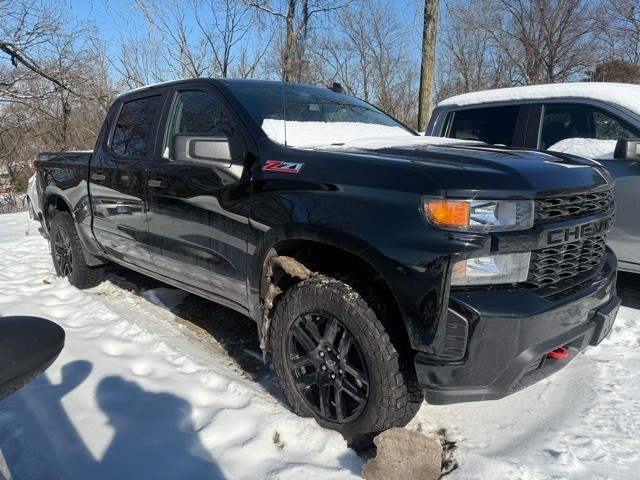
xmin=247 ymin=221 xmax=466 ymax=354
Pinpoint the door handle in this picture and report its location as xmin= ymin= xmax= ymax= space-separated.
xmin=148 ymin=179 xmax=169 ymax=189
xmin=91 ymin=172 xmax=106 ymax=181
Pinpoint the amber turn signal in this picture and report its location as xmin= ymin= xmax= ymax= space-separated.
xmin=424 ymin=200 xmax=470 ymax=228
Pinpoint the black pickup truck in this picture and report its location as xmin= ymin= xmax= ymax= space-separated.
xmin=34 ymin=79 xmax=621 ymax=441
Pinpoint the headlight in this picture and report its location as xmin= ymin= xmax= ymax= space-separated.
xmin=451 ymin=252 xmax=531 ymax=286
xmin=422 ymin=197 xmax=534 ymax=232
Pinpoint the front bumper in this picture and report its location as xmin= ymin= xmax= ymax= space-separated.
xmin=415 ymin=250 xmax=620 ymax=404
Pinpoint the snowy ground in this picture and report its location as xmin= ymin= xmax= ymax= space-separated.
xmin=0 ymin=211 xmax=639 ymax=479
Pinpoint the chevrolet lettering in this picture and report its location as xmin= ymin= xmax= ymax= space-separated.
xmin=546 ymin=217 xmax=613 ymax=246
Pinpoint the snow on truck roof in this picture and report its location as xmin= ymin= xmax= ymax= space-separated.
xmin=438 ymin=82 xmax=640 ymax=116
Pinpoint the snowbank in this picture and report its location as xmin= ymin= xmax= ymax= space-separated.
xmin=548 ymin=138 xmax=618 ymax=159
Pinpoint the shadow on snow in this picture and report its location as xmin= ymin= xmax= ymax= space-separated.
xmin=0 ymin=360 xmax=224 ymax=479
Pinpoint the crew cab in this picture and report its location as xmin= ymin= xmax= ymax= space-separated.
xmin=34 ymin=79 xmax=620 ymax=442
xmin=426 ymin=82 xmax=640 ymax=273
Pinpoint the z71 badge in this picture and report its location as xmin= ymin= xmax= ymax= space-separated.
xmin=263 ymin=160 xmax=304 ymax=174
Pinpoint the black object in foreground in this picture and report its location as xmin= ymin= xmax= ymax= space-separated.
xmin=0 ymin=316 xmax=65 ymax=401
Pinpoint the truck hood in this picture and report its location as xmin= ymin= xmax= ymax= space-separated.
xmin=348 ymin=144 xmax=613 ymax=198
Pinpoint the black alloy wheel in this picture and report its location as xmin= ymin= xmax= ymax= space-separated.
xmin=48 ymin=211 xmax=105 ymax=289
xmin=287 ymin=311 xmax=369 ymax=423
xmin=272 ymin=277 xmax=424 ymax=442
xmin=53 ymin=226 xmax=73 ymax=277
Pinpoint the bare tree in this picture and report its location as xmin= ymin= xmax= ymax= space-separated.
xmin=195 ymin=0 xmax=270 ymax=78
xmin=308 ymin=0 xmax=420 ymax=127
xmin=116 ymin=0 xmax=271 ymax=85
xmin=589 ymin=59 xmax=640 ymax=82
xmin=132 ymin=0 xmax=212 ymax=79
xmin=441 ymin=0 xmax=600 ymax=88
xmin=0 ymin=0 xmax=85 ymax=98
xmin=0 ymin=0 xmax=116 ymax=197
xmin=418 ymin=0 xmax=439 ymax=130
xmin=246 ymin=0 xmax=346 ymax=82
xmin=436 ymin=1 xmax=516 ymax=99
xmin=604 ymin=0 xmax=640 ymax=64
xmin=484 ymin=0 xmax=599 ymax=84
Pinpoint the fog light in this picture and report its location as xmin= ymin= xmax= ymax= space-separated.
xmin=451 ymin=252 xmax=531 ymax=286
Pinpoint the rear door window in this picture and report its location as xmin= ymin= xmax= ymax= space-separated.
xmin=447 ymin=106 xmax=520 ymax=145
xmin=111 ymin=95 xmax=161 ymax=157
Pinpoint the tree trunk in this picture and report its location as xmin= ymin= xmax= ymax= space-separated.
xmin=418 ymin=0 xmax=439 ymax=131
xmin=284 ymin=0 xmax=297 ymax=81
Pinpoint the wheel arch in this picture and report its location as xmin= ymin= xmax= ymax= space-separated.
xmin=253 ymin=226 xmax=411 ymax=357
xmin=42 ymin=190 xmax=107 ymax=267
xmin=43 ymin=192 xmax=72 ymax=231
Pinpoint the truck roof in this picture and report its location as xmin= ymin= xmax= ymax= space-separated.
xmin=438 ymin=82 xmax=640 ymax=116
xmin=114 ymin=78 xmax=334 ymax=99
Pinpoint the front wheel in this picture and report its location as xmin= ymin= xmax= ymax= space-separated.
xmin=49 ymin=211 xmax=104 ymax=289
xmin=271 ymin=277 xmax=423 ymax=441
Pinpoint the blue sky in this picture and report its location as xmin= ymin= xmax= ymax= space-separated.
xmin=61 ymin=0 xmax=425 ymax=82
xmin=64 ymin=0 xmax=423 ymax=45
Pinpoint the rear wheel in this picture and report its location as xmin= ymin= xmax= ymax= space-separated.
xmin=271 ymin=277 xmax=423 ymax=442
xmin=49 ymin=211 xmax=104 ymax=288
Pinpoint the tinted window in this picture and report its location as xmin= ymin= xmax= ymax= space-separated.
xmin=167 ymin=91 xmax=234 ymax=138
xmin=227 ymin=82 xmax=405 ymax=128
xmin=165 ymin=90 xmax=244 ymax=160
xmin=593 ymin=110 xmax=639 ymax=139
xmin=448 ymin=106 xmax=519 ymax=145
xmin=225 ymin=82 xmax=414 ymax=148
xmin=540 ymin=104 xmax=640 ymax=149
xmin=111 ymin=96 xmax=161 ymax=157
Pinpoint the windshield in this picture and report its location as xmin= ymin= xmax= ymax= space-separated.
xmin=226 ymin=82 xmax=415 ymax=148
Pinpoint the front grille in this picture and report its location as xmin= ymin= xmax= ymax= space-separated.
xmin=528 ymin=233 xmax=607 ymax=289
xmin=534 ymin=188 xmax=613 ymax=224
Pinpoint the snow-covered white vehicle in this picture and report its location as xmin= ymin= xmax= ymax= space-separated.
xmin=426 ymin=83 xmax=640 ymax=273
xmin=27 ymin=173 xmax=41 ymax=220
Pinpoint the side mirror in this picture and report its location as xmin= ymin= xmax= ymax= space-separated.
xmin=171 ymin=133 xmax=233 ymax=166
xmin=0 ymin=316 xmax=65 ymax=401
xmin=614 ymin=139 xmax=640 ymax=159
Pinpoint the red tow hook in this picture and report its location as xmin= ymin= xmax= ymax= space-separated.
xmin=547 ymin=347 xmax=568 ymax=359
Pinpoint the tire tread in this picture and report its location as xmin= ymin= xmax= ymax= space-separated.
xmin=271 ymin=277 xmax=423 ymax=441
xmin=49 ymin=211 xmax=104 ymax=289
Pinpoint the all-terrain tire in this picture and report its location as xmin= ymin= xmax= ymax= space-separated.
xmin=271 ymin=277 xmax=423 ymax=442
xmin=49 ymin=211 xmax=104 ymax=289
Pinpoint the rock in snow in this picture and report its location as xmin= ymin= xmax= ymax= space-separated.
xmin=361 ymin=428 xmax=442 ymax=480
